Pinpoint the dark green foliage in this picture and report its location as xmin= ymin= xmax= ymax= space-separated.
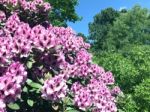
xmin=90 ymin=5 xmax=150 ymax=51
xmin=45 ymin=0 xmax=81 ymax=26
xmin=89 ymin=8 xmax=119 ymax=50
xmin=104 ymin=6 xmax=150 ymax=51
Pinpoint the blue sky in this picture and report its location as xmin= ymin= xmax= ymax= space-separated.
xmin=68 ymin=0 xmax=150 ymax=36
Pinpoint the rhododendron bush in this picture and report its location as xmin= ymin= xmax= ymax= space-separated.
xmin=0 ymin=0 xmax=121 ymax=112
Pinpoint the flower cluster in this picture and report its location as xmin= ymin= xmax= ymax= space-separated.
xmin=0 ymin=0 xmax=51 ymax=13
xmin=31 ymin=25 xmax=57 ymax=51
xmin=71 ymin=76 xmax=117 ymax=111
xmin=0 ymin=11 xmax=6 ymax=23
xmin=0 ymin=62 xmax=27 ymax=110
xmin=0 ymin=1 xmax=121 ymax=111
xmin=42 ymin=75 xmax=68 ymax=101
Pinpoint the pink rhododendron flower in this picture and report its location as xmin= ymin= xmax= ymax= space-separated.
xmin=0 ymin=1 xmax=120 ymax=111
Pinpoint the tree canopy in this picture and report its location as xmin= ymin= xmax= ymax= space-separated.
xmin=89 ymin=7 xmax=119 ymax=50
xmin=90 ymin=5 xmax=150 ymax=112
xmin=46 ymin=0 xmax=81 ymax=26
xmin=89 ymin=6 xmax=150 ymax=51
xmin=105 ymin=6 xmax=150 ymax=51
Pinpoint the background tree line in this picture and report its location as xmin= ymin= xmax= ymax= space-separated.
xmin=88 ymin=5 xmax=150 ymax=112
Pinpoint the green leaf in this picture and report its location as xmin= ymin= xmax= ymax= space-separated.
xmin=63 ymin=97 xmax=72 ymax=105
xmin=67 ymin=79 xmax=72 ymax=85
xmin=29 ymin=88 xmax=37 ymax=92
xmin=26 ymin=79 xmax=42 ymax=89
xmin=28 ymin=82 xmax=42 ymax=89
xmin=23 ymin=86 xmax=28 ymax=92
xmin=65 ymin=107 xmax=78 ymax=112
xmin=26 ymin=79 xmax=33 ymax=84
xmin=7 ymin=103 xmax=20 ymax=110
xmin=27 ymin=99 xmax=34 ymax=107
xmin=27 ymin=61 xmax=33 ymax=69
xmin=38 ymin=78 xmax=44 ymax=84
xmin=44 ymin=72 xmax=52 ymax=80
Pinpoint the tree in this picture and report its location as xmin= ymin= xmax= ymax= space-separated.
xmin=104 ymin=5 xmax=150 ymax=51
xmin=46 ymin=0 xmax=81 ymax=26
xmin=88 ymin=8 xmax=119 ymax=50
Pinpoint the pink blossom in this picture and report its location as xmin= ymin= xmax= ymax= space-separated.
xmin=111 ymin=86 xmax=122 ymax=95
xmin=0 ymin=11 xmax=6 ymax=22
xmin=42 ymin=75 xmax=68 ymax=101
